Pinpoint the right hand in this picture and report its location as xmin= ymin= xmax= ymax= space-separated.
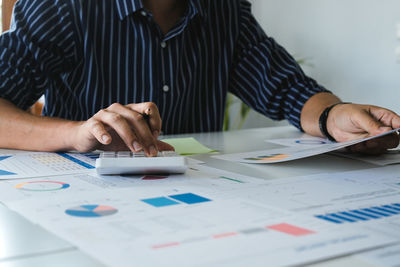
xmin=327 ymin=103 xmax=400 ymax=154
xmin=69 ymin=102 xmax=173 ymax=156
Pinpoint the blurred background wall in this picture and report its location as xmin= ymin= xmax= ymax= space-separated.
xmin=242 ymin=0 xmax=400 ymax=129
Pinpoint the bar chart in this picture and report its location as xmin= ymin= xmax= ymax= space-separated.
xmin=151 ymin=222 xmax=315 ymax=250
xmin=315 ymin=203 xmax=400 ymax=224
xmin=141 ymin=193 xmax=212 ymax=207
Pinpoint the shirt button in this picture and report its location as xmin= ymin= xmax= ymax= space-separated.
xmin=162 ymin=85 xmax=170 ymax=92
xmin=140 ymin=10 xmax=147 ymax=16
xmin=160 ymin=41 xmax=167 ymax=48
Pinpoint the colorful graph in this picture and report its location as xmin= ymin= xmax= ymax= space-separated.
xmin=266 ymin=223 xmax=315 ymax=236
xmin=244 ymin=153 xmax=290 ymax=162
xmin=142 ymin=197 xmax=180 ymax=207
xmin=142 ymin=193 xmax=212 ymax=207
xmin=65 ymin=205 xmax=118 ymax=217
xmin=141 ymin=175 xmax=169 ymax=180
xmin=0 ymin=170 xmax=16 ymax=176
xmin=0 ymin=156 xmax=16 ymax=176
xmin=315 ymin=203 xmax=400 ymax=224
xmin=15 ymin=181 xmax=70 ymax=191
xmin=295 ymin=139 xmax=328 ymax=145
xmin=169 ymin=193 xmax=211 ymax=204
xmin=151 ymin=222 xmax=315 ymax=249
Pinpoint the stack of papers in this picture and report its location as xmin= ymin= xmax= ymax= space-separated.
xmin=214 ymin=128 xmax=400 ymax=164
xmin=0 ymin=153 xmax=400 ymax=266
xmin=1 ymin=133 xmax=400 ymax=267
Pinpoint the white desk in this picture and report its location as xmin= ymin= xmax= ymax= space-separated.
xmin=0 ymin=126 xmax=395 ymax=266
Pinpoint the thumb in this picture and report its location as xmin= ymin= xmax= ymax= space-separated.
xmin=354 ymin=110 xmax=391 ymax=136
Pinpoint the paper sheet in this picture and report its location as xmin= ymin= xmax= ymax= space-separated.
xmin=5 ymin=165 xmax=400 ymax=267
xmin=266 ymin=135 xmax=400 ymax=166
xmin=162 ymin=137 xmax=217 ymax=155
xmin=7 ymin=187 xmax=396 ymax=267
xmin=266 ymin=135 xmax=333 ymax=147
xmin=0 ymin=152 xmax=98 ymax=180
xmin=230 ymin=164 xmax=400 ymax=240
xmin=0 ymin=167 xmax=266 ymax=205
xmin=331 ymin=149 xmax=400 ymax=166
xmin=354 ymin=244 xmax=400 ymax=267
xmin=215 ymin=128 xmax=400 ymax=164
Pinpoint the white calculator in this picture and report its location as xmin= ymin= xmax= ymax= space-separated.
xmin=95 ymin=151 xmax=187 ymax=175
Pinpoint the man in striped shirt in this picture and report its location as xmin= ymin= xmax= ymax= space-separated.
xmin=0 ymin=0 xmax=398 ymax=156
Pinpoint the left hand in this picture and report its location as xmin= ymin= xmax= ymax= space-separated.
xmin=327 ymin=104 xmax=400 ymax=154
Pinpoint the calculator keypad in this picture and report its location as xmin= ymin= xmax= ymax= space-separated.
xmin=100 ymin=151 xmax=178 ymax=158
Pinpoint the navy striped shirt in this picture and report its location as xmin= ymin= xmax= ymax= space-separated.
xmin=0 ymin=0 xmax=328 ymax=134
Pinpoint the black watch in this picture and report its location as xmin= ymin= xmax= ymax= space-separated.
xmin=318 ymin=102 xmax=351 ymax=142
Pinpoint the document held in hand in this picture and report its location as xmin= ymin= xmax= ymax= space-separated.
xmin=214 ymin=128 xmax=400 ymax=164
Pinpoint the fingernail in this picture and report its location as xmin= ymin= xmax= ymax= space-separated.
xmin=149 ymin=146 xmax=157 ymax=156
xmin=102 ymin=135 xmax=110 ymax=143
xmin=153 ymin=131 xmax=159 ymax=138
xmin=133 ymin=141 xmax=142 ymax=151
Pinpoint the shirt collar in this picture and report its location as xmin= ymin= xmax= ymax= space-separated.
xmin=189 ymin=0 xmax=205 ymax=19
xmin=115 ymin=0 xmax=205 ymax=20
xmin=115 ymin=0 xmax=144 ymax=20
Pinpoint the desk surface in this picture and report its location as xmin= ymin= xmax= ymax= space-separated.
xmin=0 ymin=126 xmax=392 ymax=267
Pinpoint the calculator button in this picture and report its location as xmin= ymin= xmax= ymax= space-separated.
xmin=101 ymin=152 xmax=116 ymax=158
xmin=117 ymin=151 xmax=132 ymax=158
xmin=132 ymin=152 xmax=146 ymax=157
xmin=162 ymin=151 xmax=177 ymax=156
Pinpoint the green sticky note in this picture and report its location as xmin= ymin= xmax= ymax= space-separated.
xmin=162 ymin=137 xmax=217 ymax=155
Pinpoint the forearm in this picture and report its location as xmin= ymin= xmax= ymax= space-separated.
xmin=300 ymin=92 xmax=341 ymax=137
xmin=2 ymin=0 xmax=16 ymax=32
xmin=0 ymin=98 xmax=78 ymax=151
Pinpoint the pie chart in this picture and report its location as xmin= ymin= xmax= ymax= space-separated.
xmin=65 ymin=205 xmax=118 ymax=217
xmin=15 ymin=181 xmax=70 ymax=191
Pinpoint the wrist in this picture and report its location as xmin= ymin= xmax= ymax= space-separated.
xmin=300 ymin=92 xmax=341 ymax=136
xmin=60 ymin=120 xmax=83 ymax=151
xmin=319 ymin=102 xmax=351 ymax=141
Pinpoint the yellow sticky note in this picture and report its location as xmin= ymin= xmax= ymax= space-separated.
xmin=162 ymin=137 xmax=217 ymax=155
